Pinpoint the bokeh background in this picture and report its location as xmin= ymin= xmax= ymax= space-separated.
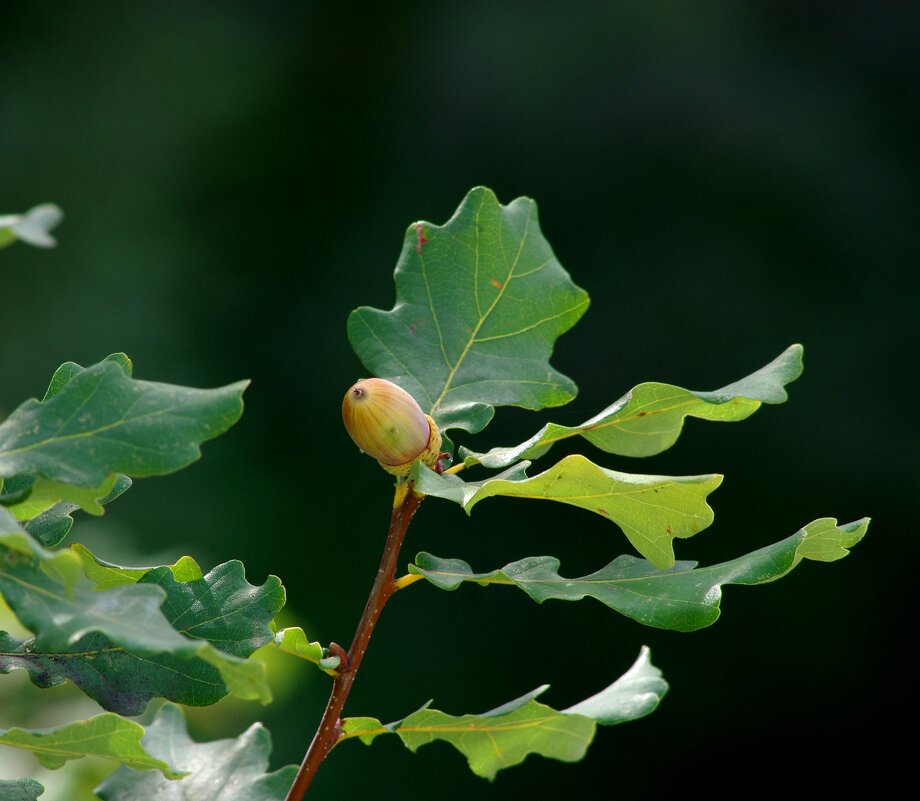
xmin=1 ymin=2 xmax=915 ymax=798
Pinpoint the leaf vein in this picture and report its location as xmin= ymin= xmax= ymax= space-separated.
xmin=430 ymin=202 xmax=534 ymax=415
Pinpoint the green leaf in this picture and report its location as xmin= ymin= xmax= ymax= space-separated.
xmin=273 ymin=627 xmax=340 ymax=670
xmin=462 ymin=344 xmax=804 ymax=468
xmin=341 ymin=647 xmax=666 ymax=780
xmin=0 ymin=204 xmax=63 ymax=250
xmin=0 ymin=559 xmax=190 ymax=654
xmin=0 ymin=778 xmax=44 ymax=801
xmin=0 ymin=714 xmax=183 ymax=777
xmin=95 ymin=703 xmax=297 ymax=801
xmin=147 ymin=560 xmax=284 ymax=659
xmin=0 ymin=358 xmax=248 ymax=488
xmin=413 ymin=455 xmax=722 ymax=569
xmin=71 ymin=542 xmax=203 ymax=589
xmin=0 ymin=548 xmax=280 ymax=713
xmin=409 ymin=517 xmax=870 ymax=631
xmin=348 ymin=187 xmax=589 ymax=434
xmin=0 ymin=507 xmax=83 ymax=590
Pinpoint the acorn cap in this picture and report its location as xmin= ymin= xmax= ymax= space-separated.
xmin=342 ymin=378 xmax=432 ymax=466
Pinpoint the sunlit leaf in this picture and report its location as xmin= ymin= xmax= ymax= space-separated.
xmin=348 ymin=187 xmax=589 ymax=434
xmin=0 ymin=357 xmax=248 ymax=488
xmin=0 ymin=548 xmax=280 ymax=713
xmin=413 ymin=455 xmax=722 ymax=569
xmin=462 ymin=344 xmax=804 ymax=467
xmin=21 ymin=475 xmax=133 ymax=548
xmin=95 ymin=703 xmax=296 ymax=801
xmin=409 ymin=517 xmax=870 ymax=631
xmin=273 ymin=627 xmax=340 ymax=671
xmin=0 ymin=204 xmax=63 ymax=250
xmin=341 ymin=647 xmax=666 ymax=780
xmin=72 ymin=542 xmax=203 ymax=589
xmin=0 ymin=714 xmax=183 ymax=777
xmin=3 ymin=474 xmax=118 ymax=522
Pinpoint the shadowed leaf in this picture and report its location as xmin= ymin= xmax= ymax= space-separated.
xmin=0 ymin=357 xmax=248 ymax=488
xmin=0 ymin=544 xmax=280 ymax=713
xmin=409 ymin=517 xmax=870 ymax=631
xmin=0 ymin=778 xmax=44 ymax=800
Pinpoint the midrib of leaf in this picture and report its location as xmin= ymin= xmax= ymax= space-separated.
xmin=168 ymin=579 xmax=274 ymax=637
xmin=498 ymin=486 xmax=699 ymax=502
xmin=9 ymin=736 xmax=108 ymax=756
xmin=0 ymin=570 xmax=76 ymax=604
xmin=0 ymin=722 xmax=174 ymax=773
xmin=1 ymin=642 xmax=229 ymax=688
xmin=8 ymin=731 xmax=121 ymax=754
xmin=0 ymin=404 xmax=181 ymax=459
xmin=407 ymin=717 xmax=575 ymax=735
xmin=416 ymin=566 xmax=708 ymax=603
xmin=427 ymin=568 xmax=709 ymax=610
xmin=580 ymin=393 xmax=751 ymax=433
xmin=0 ymin=644 xmax=120 ymax=658
xmin=429 ymin=199 xmax=533 ymax=416
xmin=488 ymin=393 xmax=746 ymax=458
xmin=339 ymin=712 xmax=585 ymax=744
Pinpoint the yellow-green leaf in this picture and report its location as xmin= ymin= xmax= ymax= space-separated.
xmin=0 ymin=714 xmax=183 ymax=777
xmin=341 ymin=648 xmax=666 ymax=780
xmin=413 ymin=455 xmax=722 ymax=569
xmin=463 ymin=344 xmax=804 ymax=467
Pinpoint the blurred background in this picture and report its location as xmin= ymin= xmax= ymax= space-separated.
xmin=1 ymin=2 xmax=915 ymax=798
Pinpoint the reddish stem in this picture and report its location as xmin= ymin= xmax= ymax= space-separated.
xmin=284 ymin=486 xmax=423 ymax=801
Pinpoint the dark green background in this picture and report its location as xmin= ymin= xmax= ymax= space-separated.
xmin=2 ymin=2 xmax=914 ymax=798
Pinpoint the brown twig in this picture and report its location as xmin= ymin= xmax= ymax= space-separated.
xmin=284 ymin=484 xmax=424 ymax=801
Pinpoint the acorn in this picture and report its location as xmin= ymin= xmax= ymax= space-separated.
xmin=342 ymin=378 xmax=442 ymax=476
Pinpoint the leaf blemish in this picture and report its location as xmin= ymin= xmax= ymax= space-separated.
xmin=490 ymin=278 xmax=503 ymax=289
xmin=415 ymin=223 xmax=429 ymax=254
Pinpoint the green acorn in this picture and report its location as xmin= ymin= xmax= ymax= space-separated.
xmin=342 ymin=378 xmax=442 ymax=476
